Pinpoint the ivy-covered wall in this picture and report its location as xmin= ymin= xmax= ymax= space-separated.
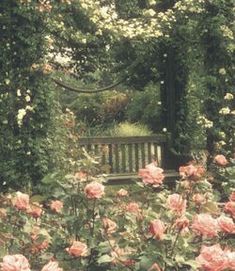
xmin=0 ymin=1 xmax=62 ymax=189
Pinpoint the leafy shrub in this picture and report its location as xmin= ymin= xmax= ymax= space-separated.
xmin=109 ymin=121 xmax=152 ymax=136
xmin=62 ymin=91 xmax=129 ymax=135
xmin=126 ymin=82 xmax=162 ymax=132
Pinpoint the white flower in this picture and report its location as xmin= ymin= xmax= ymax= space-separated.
xmin=219 ymin=131 xmax=226 ymax=139
xmin=218 ymin=141 xmax=226 ymax=146
xmin=17 ymin=109 xmax=27 ymax=126
xmin=224 ymin=93 xmax=234 ymax=100
xmin=25 ymin=95 xmax=31 ymax=102
xmin=219 ymin=107 xmax=230 ymax=115
xmin=5 ymin=79 xmax=10 ymax=85
xmin=144 ymin=9 xmax=156 ymax=17
xmin=218 ymin=68 xmax=226 ymax=75
xmin=17 ymin=89 xmax=21 ymax=97
xmin=25 ymin=105 xmax=33 ymax=111
xmin=162 ymin=128 xmax=167 ymax=132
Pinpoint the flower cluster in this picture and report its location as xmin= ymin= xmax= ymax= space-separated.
xmin=0 ymin=153 xmax=234 ymax=270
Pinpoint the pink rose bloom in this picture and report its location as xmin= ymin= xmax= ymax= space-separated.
xmin=174 ymin=216 xmax=190 ymax=230
xmin=27 ymin=204 xmax=43 ymax=218
xmin=117 ymin=189 xmax=128 ymax=197
xmin=149 ymin=219 xmax=165 ymax=240
xmin=192 ymin=193 xmax=205 ymax=205
xmin=30 ymin=227 xmax=50 ymax=253
xmin=217 ymin=216 xmax=235 ymax=234
xmin=102 ymin=218 xmax=117 ymax=234
xmin=196 ymin=244 xmax=228 ymax=271
xmin=214 ymin=154 xmax=228 ymax=166
xmin=226 ymin=251 xmax=235 ymax=270
xmin=41 ymin=261 xmax=63 ymax=271
xmin=66 ymin=241 xmax=88 ymax=257
xmin=50 ymin=200 xmax=63 ymax=213
xmin=12 ymin=192 xmax=30 ymax=211
xmin=229 ymin=192 xmax=235 ymax=202
xmin=74 ymin=171 xmax=87 ymax=182
xmin=148 ymin=263 xmax=162 ymax=271
xmin=179 ymin=164 xmax=197 ymax=178
xmin=224 ymin=201 xmax=235 ymax=218
xmin=84 ymin=182 xmax=105 ymax=199
xmin=125 ymin=202 xmax=140 ymax=213
xmin=139 ymin=163 xmax=165 ymax=186
xmin=192 ymin=213 xmax=218 ymax=238
xmin=167 ymin=194 xmax=187 ymax=215
xmin=179 ymin=164 xmax=205 ymax=180
xmin=1 ymin=254 xmax=31 ymax=271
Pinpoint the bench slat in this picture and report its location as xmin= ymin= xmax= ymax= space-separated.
xmin=79 ymin=134 xmax=169 ymax=176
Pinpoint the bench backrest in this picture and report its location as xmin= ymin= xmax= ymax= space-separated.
xmin=79 ymin=134 xmax=168 ymax=175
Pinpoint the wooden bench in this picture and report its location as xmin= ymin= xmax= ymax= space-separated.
xmin=79 ymin=134 xmax=179 ymax=184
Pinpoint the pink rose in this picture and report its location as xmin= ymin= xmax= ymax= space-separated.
xmin=1 ymin=254 xmax=31 ymax=271
xmin=179 ymin=164 xmax=205 ymax=180
xmin=74 ymin=171 xmax=87 ymax=182
xmin=84 ymin=182 xmax=105 ymax=199
xmin=192 ymin=193 xmax=205 ymax=205
xmin=214 ymin=154 xmax=228 ymax=166
xmin=167 ymin=194 xmax=187 ymax=215
xmin=27 ymin=203 xmax=43 ymax=218
xmin=139 ymin=163 xmax=165 ymax=186
xmin=50 ymin=200 xmax=63 ymax=213
xmin=179 ymin=164 xmax=197 ymax=178
xmin=30 ymin=227 xmax=50 ymax=254
xmin=41 ymin=261 xmax=63 ymax=271
xmin=217 ymin=216 xmax=235 ymax=234
xmin=196 ymin=244 xmax=228 ymax=271
xmin=66 ymin=241 xmax=88 ymax=257
xmin=102 ymin=218 xmax=117 ymax=234
xmin=12 ymin=192 xmax=30 ymax=211
xmin=149 ymin=219 xmax=165 ymax=240
xmin=192 ymin=213 xmax=218 ymax=238
xmin=229 ymin=192 xmax=235 ymax=202
xmin=125 ymin=202 xmax=140 ymax=214
xmin=148 ymin=263 xmax=162 ymax=271
xmin=50 ymin=200 xmax=64 ymax=213
xmin=117 ymin=189 xmax=128 ymax=197
xmin=224 ymin=201 xmax=235 ymax=218
xmin=174 ymin=216 xmax=190 ymax=230
xmin=226 ymin=251 xmax=235 ymax=270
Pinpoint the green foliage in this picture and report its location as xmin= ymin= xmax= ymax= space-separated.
xmin=109 ymin=121 xmax=152 ymax=137
xmin=126 ymin=82 xmax=162 ymax=132
xmin=0 ymin=1 xmax=64 ymax=189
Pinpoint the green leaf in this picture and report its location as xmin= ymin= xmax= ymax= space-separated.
xmin=97 ymin=254 xmax=113 ymax=264
xmin=30 ymin=195 xmax=45 ymax=203
xmin=139 ymin=255 xmax=153 ymax=269
xmin=41 ymin=173 xmax=58 ymax=184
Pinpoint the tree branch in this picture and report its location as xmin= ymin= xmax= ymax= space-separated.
xmin=52 ymin=74 xmax=129 ymax=94
xmin=52 ymin=59 xmax=141 ymax=93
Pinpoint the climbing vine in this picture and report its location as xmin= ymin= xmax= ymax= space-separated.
xmin=0 ymin=0 xmax=64 ymax=188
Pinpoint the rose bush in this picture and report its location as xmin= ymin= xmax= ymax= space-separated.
xmin=0 ymin=157 xmax=234 ymax=270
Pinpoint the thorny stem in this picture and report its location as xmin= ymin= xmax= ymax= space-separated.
xmin=170 ymin=230 xmax=181 ymax=258
xmin=91 ymin=199 xmax=96 ymax=237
